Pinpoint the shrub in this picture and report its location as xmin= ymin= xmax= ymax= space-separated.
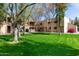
xmin=67 ymin=28 xmax=76 ymax=33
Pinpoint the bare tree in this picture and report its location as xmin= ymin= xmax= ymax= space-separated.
xmin=7 ymin=3 xmax=36 ymax=42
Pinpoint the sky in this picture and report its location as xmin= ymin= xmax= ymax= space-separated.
xmin=65 ymin=3 xmax=79 ymax=20
xmin=33 ymin=3 xmax=79 ymax=21
xmin=6 ymin=3 xmax=79 ymax=21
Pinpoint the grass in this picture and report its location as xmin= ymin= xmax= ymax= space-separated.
xmin=0 ymin=33 xmax=79 ymax=56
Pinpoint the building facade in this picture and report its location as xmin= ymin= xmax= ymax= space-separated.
xmin=24 ymin=19 xmax=64 ymax=32
xmin=0 ymin=17 xmax=77 ymax=35
xmin=0 ymin=17 xmax=12 ymax=35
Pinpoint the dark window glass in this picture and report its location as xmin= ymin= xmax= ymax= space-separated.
xmin=7 ymin=26 xmax=11 ymax=33
xmin=77 ymin=27 xmax=79 ymax=31
xmin=49 ymin=27 xmax=51 ymax=29
xmin=48 ymin=22 xmax=51 ymax=24
xmin=40 ymin=23 xmax=42 ymax=25
xmin=30 ymin=22 xmax=34 ymax=25
xmin=30 ymin=27 xmax=34 ymax=29
xmin=54 ymin=27 xmax=57 ymax=29
xmin=26 ymin=29 xmax=29 ymax=32
xmin=54 ymin=20 xmax=58 ymax=23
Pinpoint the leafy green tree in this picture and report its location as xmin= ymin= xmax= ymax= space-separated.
xmin=0 ymin=4 xmax=5 ymax=32
xmin=74 ymin=17 xmax=79 ymax=27
xmin=0 ymin=3 xmax=5 ymax=22
xmin=55 ymin=3 xmax=68 ymax=33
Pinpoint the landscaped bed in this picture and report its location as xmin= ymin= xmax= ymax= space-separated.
xmin=0 ymin=33 xmax=79 ymax=56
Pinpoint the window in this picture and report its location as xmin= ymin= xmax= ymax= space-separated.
xmin=30 ymin=22 xmax=35 ymax=25
xmin=54 ymin=20 xmax=58 ymax=23
xmin=26 ymin=29 xmax=29 ymax=32
xmin=30 ymin=27 xmax=34 ymax=29
xmin=49 ymin=27 xmax=51 ymax=29
xmin=48 ymin=22 xmax=51 ymax=24
xmin=77 ymin=27 xmax=79 ymax=32
xmin=7 ymin=26 xmax=11 ymax=33
xmin=40 ymin=23 xmax=42 ymax=25
xmin=54 ymin=27 xmax=57 ymax=29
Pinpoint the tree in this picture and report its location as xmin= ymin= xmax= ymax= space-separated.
xmin=32 ymin=4 xmax=56 ymax=21
xmin=74 ymin=17 xmax=79 ymax=27
xmin=0 ymin=4 xmax=5 ymax=22
xmin=7 ymin=3 xmax=36 ymax=42
xmin=0 ymin=3 xmax=6 ymax=34
xmin=55 ymin=3 xmax=68 ymax=33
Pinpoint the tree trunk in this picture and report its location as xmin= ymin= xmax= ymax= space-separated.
xmin=13 ymin=27 xmax=19 ymax=42
xmin=58 ymin=18 xmax=61 ymax=35
xmin=17 ymin=24 xmax=21 ymax=37
xmin=22 ymin=26 xmax=26 ymax=35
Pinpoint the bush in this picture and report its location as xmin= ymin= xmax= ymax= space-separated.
xmin=67 ymin=28 xmax=76 ymax=33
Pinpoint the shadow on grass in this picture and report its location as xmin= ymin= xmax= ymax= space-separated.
xmin=0 ymin=35 xmax=13 ymax=41
xmin=31 ymin=32 xmax=52 ymax=35
xmin=0 ymin=39 xmax=79 ymax=56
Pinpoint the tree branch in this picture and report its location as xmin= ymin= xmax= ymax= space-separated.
xmin=17 ymin=3 xmax=36 ymax=17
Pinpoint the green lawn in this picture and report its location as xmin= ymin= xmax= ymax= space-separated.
xmin=0 ymin=33 xmax=79 ymax=56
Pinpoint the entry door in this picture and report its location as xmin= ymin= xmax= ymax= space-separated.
xmin=7 ymin=26 xmax=11 ymax=33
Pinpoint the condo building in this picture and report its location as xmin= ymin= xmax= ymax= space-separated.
xmin=0 ymin=17 xmax=77 ymax=35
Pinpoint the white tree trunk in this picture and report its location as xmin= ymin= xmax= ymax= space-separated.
xmin=18 ymin=25 xmax=21 ymax=37
xmin=23 ymin=26 xmax=25 ymax=35
xmin=13 ymin=27 xmax=18 ymax=42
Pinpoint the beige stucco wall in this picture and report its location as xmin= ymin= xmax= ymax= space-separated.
xmin=0 ymin=22 xmax=7 ymax=35
xmin=24 ymin=20 xmax=36 ymax=32
xmin=32 ymin=19 xmax=64 ymax=32
xmin=0 ymin=18 xmax=71 ymax=34
xmin=0 ymin=21 xmax=12 ymax=35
